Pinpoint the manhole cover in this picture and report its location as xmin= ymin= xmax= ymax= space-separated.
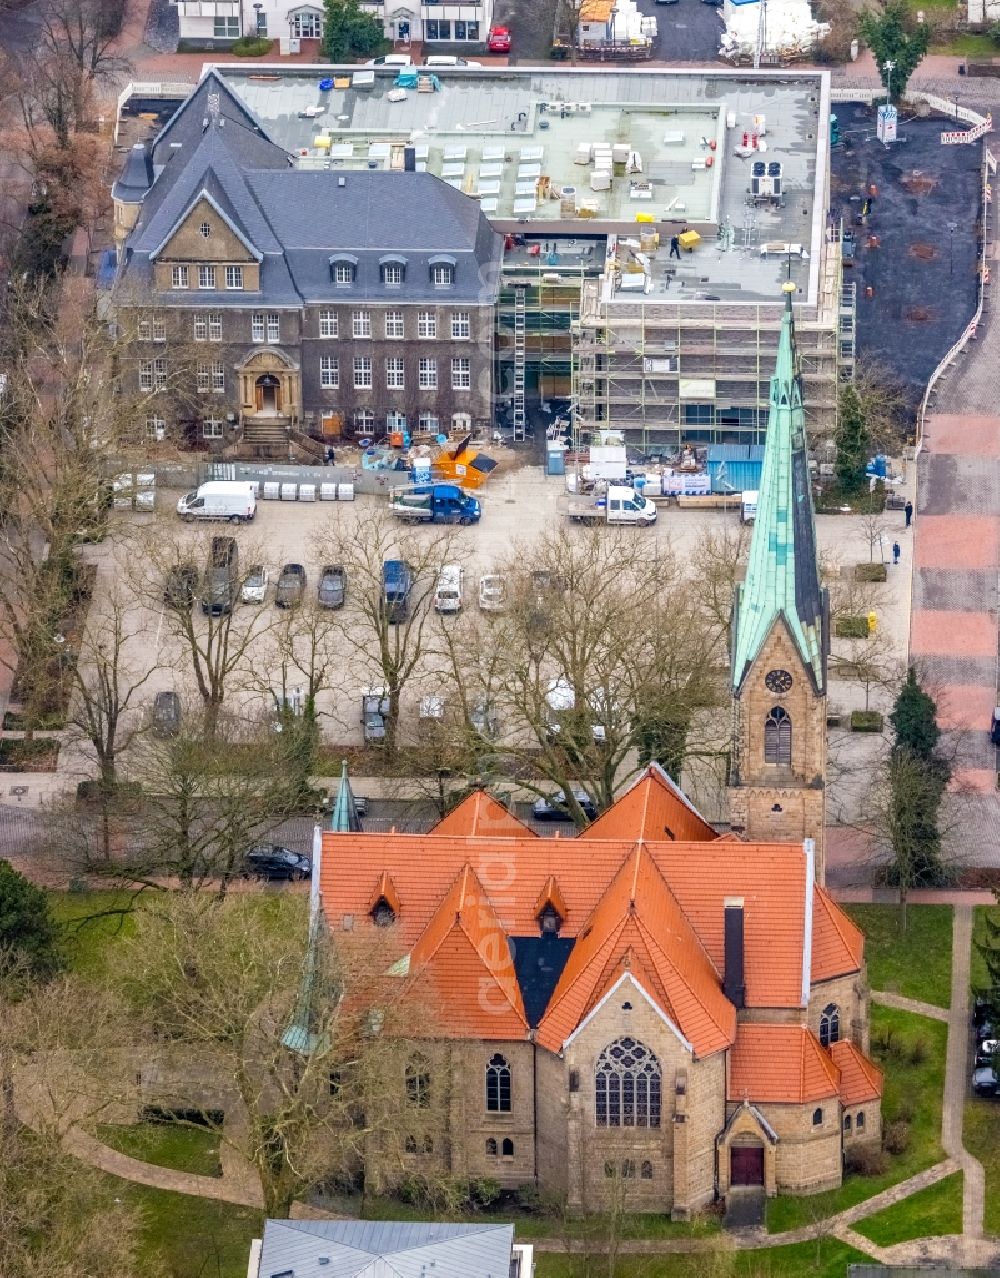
xmin=9 ymin=786 xmax=28 ymax=796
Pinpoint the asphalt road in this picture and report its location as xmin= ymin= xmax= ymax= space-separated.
xmin=642 ymin=0 xmax=724 ymax=62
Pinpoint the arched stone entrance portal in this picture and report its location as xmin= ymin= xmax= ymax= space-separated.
xmin=239 ymin=349 xmax=301 ymax=427
xmin=255 ymin=373 xmax=282 ymax=414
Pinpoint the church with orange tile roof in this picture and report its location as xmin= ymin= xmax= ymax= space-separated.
xmin=319 ymin=290 xmax=882 ymax=1215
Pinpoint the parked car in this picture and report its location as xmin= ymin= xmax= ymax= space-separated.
xmin=276 ymin=563 xmax=307 ymax=608
xmin=973 ymin=1065 xmax=1000 ymax=1096
xmin=653 ymin=0 xmax=678 ymax=6
xmin=976 ymin=1038 xmax=999 ymax=1068
xmin=318 ymin=564 xmax=346 ymax=610
xmin=366 ymin=53 xmax=412 ymax=66
xmin=478 ymin=573 xmax=506 ymax=612
xmin=532 ymin=788 xmax=597 ymax=822
xmin=202 ymin=535 xmax=239 ymax=616
xmin=151 ymin=690 xmax=181 ymax=738
xmin=243 ymin=844 xmax=312 ymax=881
xmin=362 ymin=687 xmax=390 ymax=744
xmin=162 ymin=562 xmax=199 ymax=609
xmin=242 ymin=565 xmax=268 ymax=605
xmin=487 ymin=24 xmax=511 ymax=52
xmin=424 ymin=55 xmax=482 ymax=67
xmin=701 ymin=0 xmax=724 ymax=6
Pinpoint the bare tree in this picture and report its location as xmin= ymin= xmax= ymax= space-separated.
xmin=447 ymin=528 xmax=723 ymax=826
xmin=119 ymin=892 xmax=445 ymax=1218
xmin=324 ymin=510 xmax=457 ymax=757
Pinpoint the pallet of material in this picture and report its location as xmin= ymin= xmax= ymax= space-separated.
xmin=676 ymin=493 xmax=742 ymax=510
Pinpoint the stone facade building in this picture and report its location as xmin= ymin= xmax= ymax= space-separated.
xmin=111 ymin=73 xmax=502 ymax=456
xmin=317 ymin=291 xmax=880 ymax=1215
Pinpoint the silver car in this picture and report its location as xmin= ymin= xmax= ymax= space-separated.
xmin=242 ymin=565 xmax=268 ymax=604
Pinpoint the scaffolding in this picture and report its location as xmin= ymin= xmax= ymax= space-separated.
xmin=512 ymin=285 xmax=527 ymax=441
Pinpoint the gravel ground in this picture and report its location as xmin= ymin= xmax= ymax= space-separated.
xmin=144 ymin=0 xmax=180 ymax=54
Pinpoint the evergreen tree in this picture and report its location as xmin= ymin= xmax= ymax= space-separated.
xmin=890 ymin=666 xmax=942 ymax=761
xmin=859 ymin=1 xmax=930 ymax=103
xmin=0 ymin=860 xmax=62 ymax=977
xmin=835 ymin=383 xmax=870 ymax=496
xmin=323 ymin=0 xmax=385 ymax=61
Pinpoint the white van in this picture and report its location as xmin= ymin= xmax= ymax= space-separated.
xmin=423 ymin=55 xmax=482 ymax=67
xmin=434 ymin=564 xmax=464 ymax=613
xmin=176 ymin=481 xmax=256 ymax=524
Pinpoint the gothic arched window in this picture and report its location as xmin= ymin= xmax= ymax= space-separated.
xmin=486 ymin=1053 xmax=512 ymax=1112
xmin=819 ymin=1004 xmax=840 ymax=1048
xmin=764 ymin=705 xmax=792 ymax=765
xmin=405 ymin=1055 xmax=431 ymax=1108
xmin=486 ymin=1138 xmax=498 ymax=1157
xmin=594 ymin=1037 xmax=661 ymax=1129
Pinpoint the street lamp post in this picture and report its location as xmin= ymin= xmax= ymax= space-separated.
xmin=253 ymin=1 xmax=263 ymax=33
xmin=947 ymin=220 xmax=958 ymax=275
xmin=883 ymin=58 xmax=895 ymax=104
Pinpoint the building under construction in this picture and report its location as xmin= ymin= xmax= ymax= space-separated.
xmin=212 ymin=64 xmax=851 ymax=447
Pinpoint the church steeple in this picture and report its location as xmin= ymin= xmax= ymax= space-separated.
xmin=732 ymin=283 xmax=826 ymax=695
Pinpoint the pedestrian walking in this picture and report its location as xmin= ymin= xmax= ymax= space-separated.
xmin=669 ymin=235 xmax=681 ymax=260
xmin=892 ymin=541 xmax=901 ymax=565
xmin=904 ymin=500 xmax=913 ymax=528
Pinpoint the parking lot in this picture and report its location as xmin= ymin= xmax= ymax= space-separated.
xmin=498 ymin=0 xmax=723 ymax=64
xmin=62 ymin=459 xmax=915 ymax=831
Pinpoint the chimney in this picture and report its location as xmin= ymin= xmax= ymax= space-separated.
xmin=723 ymin=897 xmax=745 ymax=1009
xmin=404 ymin=146 xmax=416 ymax=172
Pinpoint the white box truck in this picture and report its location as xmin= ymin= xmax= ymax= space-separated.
xmin=176 ymin=481 xmax=257 ymax=524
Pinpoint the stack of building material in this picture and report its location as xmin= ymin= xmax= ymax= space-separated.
xmin=719 ymin=0 xmax=829 ymax=61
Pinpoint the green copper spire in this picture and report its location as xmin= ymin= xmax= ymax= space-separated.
xmin=330 ymin=759 xmax=363 ymax=833
xmin=282 ymin=826 xmax=335 ymax=1056
xmin=731 ymin=284 xmax=827 ymax=693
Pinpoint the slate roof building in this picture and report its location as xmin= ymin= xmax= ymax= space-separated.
xmin=111 ymin=71 xmax=503 ymax=455
xmin=249 ymin=1220 xmax=529 ymax=1278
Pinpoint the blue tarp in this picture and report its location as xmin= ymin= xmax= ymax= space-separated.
xmin=395 ymin=70 xmax=419 ymax=88
xmin=708 ymin=458 xmax=763 ymax=493
xmin=96 ymin=248 xmax=117 ymax=290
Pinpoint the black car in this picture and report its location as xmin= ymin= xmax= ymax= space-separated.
xmin=163 ymin=563 xmax=199 ymax=608
xmin=243 ymin=845 xmax=312 ymax=881
xmin=532 ymin=788 xmax=598 ymax=822
xmin=276 ymin=564 xmax=307 ymax=608
xmin=152 ymin=690 xmax=181 ymax=738
xmin=973 ymin=1066 xmax=1000 ymax=1096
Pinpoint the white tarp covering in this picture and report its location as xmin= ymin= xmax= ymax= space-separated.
xmin=720 ymin=0 xmax=829 ymax=60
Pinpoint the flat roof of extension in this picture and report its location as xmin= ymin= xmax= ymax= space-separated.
xmin=214 ymin=65 xmax=830 ymax=304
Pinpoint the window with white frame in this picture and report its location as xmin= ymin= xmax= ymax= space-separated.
xmin=267 ymin=313 xmax=280 ymax=342
xmin=213 ymin=15 xmax=239 ymax=37
xmin=171 ymin=265 xmax=189 ymax=289
xmin=386 ymin=357 xmax=405 ymax=390
xmin=251 ymin=313 xmax=265 ymax=343
xmin=211 ymin=360 xmax=225 ymax=392
xmin=418 ymin=358 xmax=437 ymax=390
xmin=202 ymin=418 xmax=224 ymax=439
xmin=139 ymin=358 xmax=167 ymax=391
xmin=385 ymin=310 xmax=404 ymax=339
xmin=292 ymin=10 xmax=322 ymax=37
xmin=333 ymin=261 xmax=354 ymax=286
xmin=387 ymin=410 xmax=406 ymax=431
xmin=320 ymin=356 xmax=339 ymax=389
xmin=145 ymin=415 xmax=165 ymax=440
xmin=353 ymin=311 xmax=371 ymax=339
xmin=354 ymin=408 xmax=375 ymax=433
xmin=196 ymin=363 xmax=211 ymax=393
xmin=319 ymin=310 xmax=338 ymax=338
xmin=138 ymin=318 xmax=166 ymax=342
xmin=451 ymin=311 xmax=471 ymax=339
xmin=452 ymin=412 xmax=471 ymax=432
xmin=353 ymin=357 xmax=372 ymax=389
xmin=451 ymin=357 xmax=471 ymax=390
xmin=431 ymin=263 xmax=454 ymax=288
xmin=382 ymin=263 xmax=403 ymax=287
xmin=417 ymin=311 xmax=436 ymax=339
xmin=418 ymin=412 xmax=439 ymax=432
xmin=225 ymin=265 xmax=244 ymax=290
xmin=198 ymin=265 xmax=216 ymax=290
xmin=194 ymin=315 xmax=208 ymax=342
xmin=208 ymin=312 xmax=222 ymax=342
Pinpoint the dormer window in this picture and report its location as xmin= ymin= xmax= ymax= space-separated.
xmin=330 ymin=254 xmax=358 ymax=286
xmin=431 ymin=263 xmax=454 ymax=288
xmin=380 ymin=256 xmax=406 ymax=288
xmin=539 ymin=904 xmax=562 ymax=934
xmin=371 ymin=897 xmax=396 ymax=927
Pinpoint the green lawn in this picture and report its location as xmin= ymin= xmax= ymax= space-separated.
xmin=767 ymin=1006 xmax=947 ymax=1234
xmin=48 ymin=889 xmax=139 ymax=976
xmin=324 ymin=1191 xmax=720 ymax=1242
xmin=932 ymin=33 xmax=999 ymax=56
xmin=855 ymin=1170 xmax=963 ymax=1246
xmin=845 ymin=904 xmax=952 ymax=1008
xmin=964 ymin=1097 xmax=1000 ymax=1234
xmin=96 ymin=1121 xmax=222 ymax=1179
xmin=533 ymin=1238 xmax=868 ymax=1278
xmin=126 ymin=1179 xmax=262 ymax=1278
